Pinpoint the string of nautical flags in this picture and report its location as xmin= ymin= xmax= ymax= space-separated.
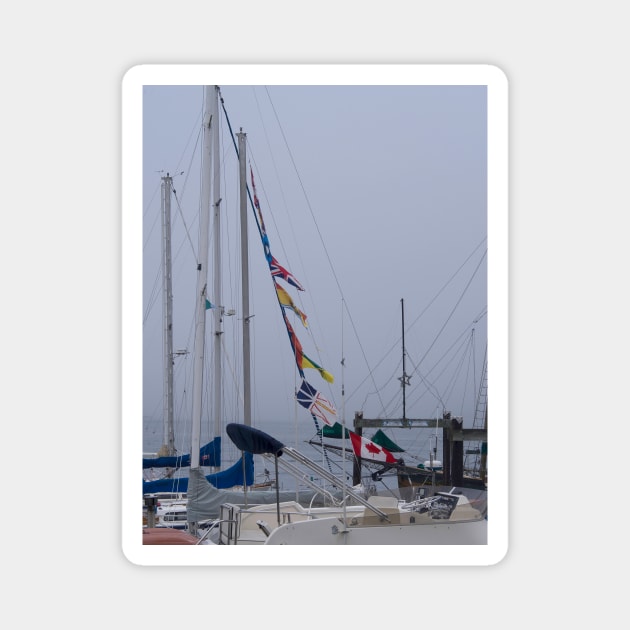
xmin=249 ymin=167 xmax=342 ymax=473
xmin=219 ymin=97 xmax=337 ymax=441
xmin=249 ymin=167 xmax=400 ymax=468
xmin=249 ymin=167 xmax=334 ymax=386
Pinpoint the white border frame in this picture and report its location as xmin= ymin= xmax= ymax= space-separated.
xmin=122 ymin=64 xmax=508 ymax=566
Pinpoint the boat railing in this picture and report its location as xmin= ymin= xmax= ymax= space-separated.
xmin=275 ymin=446 xmax=390 ymax=520
xmin=195 ymin=518 xmax=228 ymax=545
xmin=262 ymin=453 xmax=342 ymax=506
xmin=217 ymin=501 xmax=333 ymax=545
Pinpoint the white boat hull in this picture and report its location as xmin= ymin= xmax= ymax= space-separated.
xmin=217 ymin=491 xmax=487 ymax=545
xmin=263 ymin=515 xmax=487 ymax=545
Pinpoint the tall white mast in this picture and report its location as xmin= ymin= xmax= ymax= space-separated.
xmin=190 ymin=86 xmax=218 ymax=469
xmin=211 ymin=87 xmax=223 ymax=452
xmin=237 ymin=130 xmax=252 ymax=427
xmin=160 ymin=173 xmax=175 ymax=456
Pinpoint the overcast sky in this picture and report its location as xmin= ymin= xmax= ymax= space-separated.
xmin=142 ymin=77 xmax=489 ymax=453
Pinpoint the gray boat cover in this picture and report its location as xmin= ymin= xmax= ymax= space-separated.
xmin=186 ymin=468 xmax=336 ymax=522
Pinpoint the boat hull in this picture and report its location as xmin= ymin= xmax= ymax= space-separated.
xmin=263 ymin=515 xmax=487 ymax=545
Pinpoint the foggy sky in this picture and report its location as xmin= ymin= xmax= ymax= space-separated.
xmin=142 ymin=81 xmax=488 ymax=452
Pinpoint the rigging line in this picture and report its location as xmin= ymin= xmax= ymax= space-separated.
xmin=342 ymin=299 xmax=389 ymax=416
xmin=473 ymin=344 xmax=488 ymax=427
xmin=143 ymin=180 xmax=191 ymax=325
xmin=470 ymin=328 xmax=477 ymax=418
xmin=246 ymin=150 xmax=319 ymax=340
xmin=174 ymin=94 xmax=204 ymax=183
xmin=218 ymin=113 xmax=237 ymax=314
xmin=372 ymin=357 xmax=406 ymax=418
xmin=143 ymin=172 xmax=195 ymax=325
xmin=264 ymin=87 xmax=345 ymax=300
xmin=392 ymin=356 xmax=446 ymax=417
xmin=405 ymin=315 xmax=481 ymax=412
xmin=406 ymin=238 xmax=487 ymax=334
xmin=212 ymin=97 xmax=297 ymax=433
xmin=250 ymin=89 xmax=301 ymax=276
xmin=345 ymin=241 xmax=487 ymax=407
xmin=218 ymin=97 xmax=274 ymax=298
xmin=264 ymin=87 xmax=375 ymax=398
xmin=144 ymin=94 xmax=202 ymax=253
xmin=248 ymin=98 xmax=331 ymax=379
xmin=171 ymin=128 xmax=203 ymax=261
xmin=220 ymin=95 xmax=330 ymax=394
xmin=415 ymin=248 xmax=487 ymax=369
xmin=221 ymin=89 xmax=364 ymax=411
xmin=220 ymin=333 xmax=244 ymax=414
xmin=415 ymin=341 xmax=462 ymax=407
xmin=219 ymin=93 xmax=364 ymax=420
xmin=441 ymin=335 xmax=473 ymax=408
xmin=243 ymin=124 xmax=332 ymax=390
xmin=143 ymin=178 xmax=162 ymax=251
xmin=171 ymin=192 xmax=198 ymax=275
xmin=404 ymin=333 xmax=471 ymax=412
xmin=143 ymin=266 xmax=161 ymax=325
xmin=457 ymin=341 xmax=476 ymax=417
xmin=312 ymin=415 xmax=336 ymax=477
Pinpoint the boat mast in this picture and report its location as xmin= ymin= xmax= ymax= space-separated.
xmin=400 ymin=298 xmax=410 ymax=422
xmin=211 ymin=86 xmax=223 ymax=453
xmin=341 ymin=298 xmax=348 ymax=530
xmin=190 ymin=86 xmax=218 ymax=469
xmin=160 ymin=173 xmax=175 ymax=456
xmin=237 ymin=130 xmax=252 ymax=427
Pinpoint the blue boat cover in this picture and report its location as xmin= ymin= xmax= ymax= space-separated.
xmin=142 ymin=451 xmax=254 ymax=493
xmin=142 ymin=437 xmax=221 ymax=469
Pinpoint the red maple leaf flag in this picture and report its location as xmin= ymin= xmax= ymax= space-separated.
xmin=349 ymin=431 xmax=398 ymax=464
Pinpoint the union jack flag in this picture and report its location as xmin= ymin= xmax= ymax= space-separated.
xmin=270 ymin=256 xmax=305 ymax=291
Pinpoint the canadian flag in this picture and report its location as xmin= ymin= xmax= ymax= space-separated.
xmin=349 ymin=431 xmax=398 ymax=464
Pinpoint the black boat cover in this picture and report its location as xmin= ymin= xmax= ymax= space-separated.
xmin=226 ymin=423 xmax=285 ymax=456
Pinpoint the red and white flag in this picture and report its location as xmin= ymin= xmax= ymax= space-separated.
xmin=349 ymin=431 xmax=398 ymax=464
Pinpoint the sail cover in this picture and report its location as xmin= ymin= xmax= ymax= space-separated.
xmin=142 ymin=437 xmax=221 ymax=469
xmin=142 ymin=452 xmax=254 ymax=494
xmin=186 ymin=467 xmax=335 ymax=521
